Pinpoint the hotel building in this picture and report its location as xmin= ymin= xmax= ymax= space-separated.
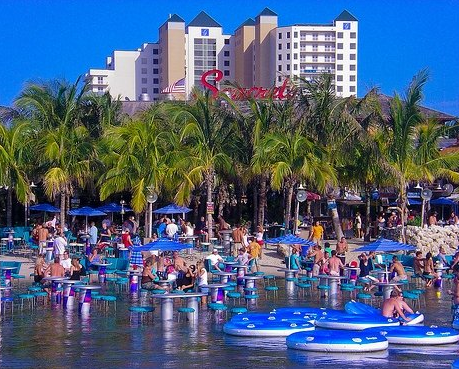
xmin=85 ymin=8 xmax=358 ymax=101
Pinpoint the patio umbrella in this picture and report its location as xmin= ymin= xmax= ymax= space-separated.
xmin=68 ymin=207 xmax=107 ymax=232
xmin=266 ymin=234 xmax=314 ymax=246
xmin=153 ymin=203 xmax=192 ymax=215
xmin=354 ymin=238 xmax=417 ymax=253
xmin=30 ymin=203 xmax=61 ymax=223
xmin=96 ymin=202 xmax=133 ymax=213
xmin=132 ymin=237 xmax=191 ymax=252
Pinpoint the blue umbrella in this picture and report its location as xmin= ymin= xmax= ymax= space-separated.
xmin=132 ymin=237 xmax=191 ymax=252
xmin=96 ymin=202 xmax=132 ymax=213
xmin=68 ymin=207 xmax=107 ymax=232
xmin=153 ymin=203 xmax=192 ymax=214
xmin=30 ymin=203 xmax=60 ymax=212
xmin=354 ymin=238 xmax=416 ymax=253
xmin=266 ymin=234 xmax=315 ymax=246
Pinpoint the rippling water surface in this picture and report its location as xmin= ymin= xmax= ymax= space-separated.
xmin=0 ymin=284 xmax=458 ymax=368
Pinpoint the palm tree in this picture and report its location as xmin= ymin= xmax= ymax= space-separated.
xmin=254 ymin=131 xmax=336 ymax=232
xmin=381 ymin=70 xmax=459 ymax=240
xmin=0 ymin=121 xmax=33 ymax=226
xmin=171 ymin=89 xmax=238 ymax=238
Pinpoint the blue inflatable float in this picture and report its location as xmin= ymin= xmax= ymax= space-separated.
xmin=345 ymin=300 xmax=425 ymax=325
xmin=286 ymin=329 xmax=388 ymax=352
xmin=223 ymin=320 xmax=315 ymax=337
xmin=315 ymin=313 xmax=400 ymax=330
xmin=365 ymin=326 xmax=459 ymax=345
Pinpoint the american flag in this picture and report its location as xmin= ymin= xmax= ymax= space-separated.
xmin=161 ymin=77 xmax=185 ymax=94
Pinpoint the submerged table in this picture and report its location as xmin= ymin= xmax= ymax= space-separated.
xmin=91 ymin=262 xmax=112 ymax=283
xmin=318 ymin=274 xmax=347 ymax=298
xmin=0 ymin=266 xmax=17 ymax=288
xmin=206 ymin=283 xmax=229 ymax=304
xmin=42 ymin=276 xmax=69 ymax=305
xmin=277 ymin=268 xmax=300 ymax=280
xmin=234 ymin=265 xmax=249 ymax=285
xmin=152 ymin=292 xmax=207 ymax=321
xmin=126 ymin=269 xmax=142 ymax=293
xmin=78 ymin=285 xmax=102 ymax=314
xmin=241 ymin=275 xmax=263 ymax=289
xmin=213 ymin=271 xmax=236 ymax=284
xmin=375 ymin=281 xmax=402 ymax=300
xmin=223 ymin=261 xmax=238 ymax=272
xmin=434 ymin=266 xmax=449 ymax=288
xmin=0 ymin=286 xmax=12 ymax=314
xmin=344 ymin=266 xmax=360 ymax=283
xmin=62 ymin=280 xmax=84 ymax=308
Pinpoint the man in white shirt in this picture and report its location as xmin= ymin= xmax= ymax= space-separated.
xmin=205 ymin=249 xmax=223 ymax=271
xmin=54 ymin=231 xmax=68 ymax=257
xmin=60 ymin=250 xmax=72 ymax=275
xmin=166 ymin=219 xmax=179 ymax=239
xmin=88 ymin=221 xmax=98 ymax=249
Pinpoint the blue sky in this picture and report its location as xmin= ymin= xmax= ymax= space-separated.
xmin=0 ymin=0 xmax=458 ymax=115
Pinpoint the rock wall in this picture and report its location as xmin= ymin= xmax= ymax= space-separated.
xmin=405 ymin=225 xmax=459 ymax=255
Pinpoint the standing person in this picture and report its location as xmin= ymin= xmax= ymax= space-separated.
xmin=429 ymin=212 xmax=438 ymax=226
xmin=88 ymin=221 xmax=98 ymax=250
xmin=355 ymin=212 xmax=363 ymax=239
xmin=165 ymin=219 xmax=179 ymax=239
xmin=236 ymin=247 xmax=250 ymax=266
xmin=195 ymin=260 xmax=208 ymax=305
xmin=231 ymin=224 xmax=244 ymax=257
xmin=309 ymin=221 xmax=324 ymax=246
xmin=130 ymin=216 xmax=139 ymax=235
xmin=358 ymin=253 xmax=373 ymax=278
xmin=328 ymin=250 xmax=344 ymax=276
xmin=53 ymin=231 xmax=67 ymax=257
xmin=290 ymin=247 xmax=302 ymax=270
xmin=413 ymin=251 xmax=425 ymax=276
xmin=248 ymin=239 xmax=262 ymax=272
xmin=336 ymin=236 xmax=348 ymax=265
xmin=38 ymin=223 xmax=49 ymax=255
xmin=307 ymin=245 xmax=324 ymax=276
xmin=423 ymin=252 xmax=438 ymax=286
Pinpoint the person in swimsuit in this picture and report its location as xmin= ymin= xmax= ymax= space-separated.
xmin=141 ymin=258 xmax=164 ymax=290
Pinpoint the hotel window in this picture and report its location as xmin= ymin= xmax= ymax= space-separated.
xmin=141 ymin=78 xmax=147 ymax=84
xmin=313 ymin=33 xmax=318 ymax=41
xmin=287 ymin=43 xmax=290 ymax=50
xmin=97 ymin=77 xmax=103 ymax=84
xmin=350 ymin=75 xmax=356 ymax=82
xmin=287 ymin=31 xmax=290 ymax=38
xmin=350 ymin=64 xmax=356 ymax=71
xmin=293 ymin=53 xmax=298 ymax=60
xmin=153 ymin=49 xmax=159 ymax=54
xmin=337 ymin=43 xmax=343 ymax=49
xmin=337 ymin=75 xmax=343 ymax=82
xmin=293 ymin=64 xmax=298 ymax=70
xmin=294 ymin=31 xmax=298 ymax=38
xmin=350 ymin=32 xmax=356 ymax=39
xmin=278 ymin=65 xmax=282 ymax=71
xmin=224 ymin=60 xmax=230 ymax=66
xmin=224 ymin=51 xmax=230 ymax=57
xmin=350 ymin=54 xmax=356 ymax=60
xmin=350 ymin=43 xmax=356 ymax=49
xmin=286 ymin=64 xmax=290 ymax=71
xmin=350 ymin=86 xmax=356 ymax=92
xmin=97 ymin=87 xmax=103 ymax=92
xmin=294 ymin=42 xmax=298 ymax=49
xmin=141 ymin=68 xmax=147 ymax=74
xmin=278 ymin=32 xmax=282 ymax=39
xmin=224 ymin=70 xmax=230 ymax=76
xmin=278 ymin=43 xmax=282 ymax=50
xmin=141 ymin=58 xmax=147 ymax=64
xmin=313 ymin=44 xmax=318 ymax=51
xmin=337 ymin=32 xmax=343 ymax=38
xmin=153 ymin=68 xmax=159 ymax=74
xmin=324 ymin=56 xmax=331 ymax=62
xmin=278 ymin=76 xmax=282 ymax=82
xmin=337 ymin=54 xmax=343 ymax=60
xmin=287 ymin=54 xmax=290 ymax=60
xmin=312 ymin=55 xmax=318 ymax=62
xmin=153 ymin=59 xmax=159 ymax=64
xmin=224 ymin=39 xmax=230 ymax=44
xmin=142 ymin=88 xmax=148 ymax=93
xmin=278 ymin=54 xmax=282 ymax=61
xmin=194 ymin=38 xmax=217 ymax=86
xmin=337 ymin=86 xmax=343 ymax=92
xmin=153 ymin=88 xmax=159 ymax=93
xmin=337 ymin=64 xmax=343 ymax=71
xmin=153 ymin=78 xmax=159 ymax=84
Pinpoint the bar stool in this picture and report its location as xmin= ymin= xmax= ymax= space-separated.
xmin=263 ymin=275 xmax=276 ymax=287
xmin=33 ymin=291 xmax=49 ymax=305
xmin=101 ymin=295 xmax=117 ymax=311
xmin=18 ymin=294 xmax=35 ymax=310
xmin=227 ymin=291 xmax=242 ymax=305
xmin=295 ymin=283 xmax=311 ymax=298
xmin=264 ymin=285 xmax=279 ymax=299
xmin=129 ymin=306 xmax=155 ymax=322
xmin=177 ymin=307 xmax=195 ymax=322
xmin=230 ymin=306 xmax=247 ymax=315
xmin=207 ymin=303 xmax=228 ymax=319
xmin=1 ymin=296 xmax=14 ymax=315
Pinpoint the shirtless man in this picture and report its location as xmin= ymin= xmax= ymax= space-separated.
xmin=173 ymin=251 xmax=187 ymax=273
xmin=307 ymin=245 xmax=324 ymax=276
xmin=413 ymin=251 xmax=424 ymax=275
xmin=328 ymin=250 xmax=344 ymax=276
xmin=231 ymin=224 xmax=244 ymax=257
xmin=448 ymin=269 xmax=459 ymax=321
xmin=389 ymin=256 xmax=407 ymax=283
xmin=46 ymin=257 xmax=65 ymax=277
xmin=336 ymin=237 xmax=348 ymax=265
xmin=381 ymin=290 xmax=412 ymax=322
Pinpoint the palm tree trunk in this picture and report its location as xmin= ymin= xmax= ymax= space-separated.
xmin=399 ymin=179 xmax=407 ymax=243
xmin=252 ymin=183 xmax=258 ymax=233
xmin=206 ymin=172 xmax=214 ymax=239
xmin=6 ymin=187 xmax=12 ymax=227
xmin=365 ymin=187 xmax=372 ymax=241
xmin=60 ymin=192 xmax=66 ymax=228
xmin=258 ymin=174 xmax=267 ymax=227
xmin=328 ymin=194 xmax=344 ymax=241
xmin=284 ymin=184 xmax=294 ymax=233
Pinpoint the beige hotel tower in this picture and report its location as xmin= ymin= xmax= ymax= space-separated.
xmin=85 ymin=8 xmax=358 ymax=101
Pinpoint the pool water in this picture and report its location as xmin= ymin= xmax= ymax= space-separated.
xmin=0 ymin=284 xmax=458 ymax=368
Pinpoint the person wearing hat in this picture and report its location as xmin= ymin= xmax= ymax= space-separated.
xmin=205 ymin=249 xmax=223 ymax=271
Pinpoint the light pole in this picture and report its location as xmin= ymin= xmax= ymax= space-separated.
xmin=294 ymin=184 xmax=307 ymax=235
xmin=120 ymin=199 xmax=126 ymax=223
xmin=420 ymin=188 xmax=432 ymax=227
xmin=146 ymin=189 xmax=158 ymax=238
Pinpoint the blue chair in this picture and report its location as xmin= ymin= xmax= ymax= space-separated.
xmin=177 ymin=307 xmax=195 ymax=322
